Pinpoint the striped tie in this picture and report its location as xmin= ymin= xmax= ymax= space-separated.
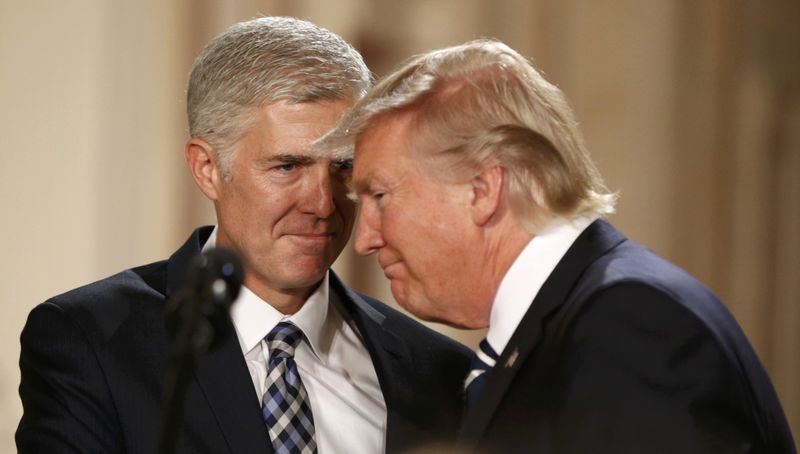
xmin=463 ymin=339 xmax=499 ymax=408
xmin=262 ymin=321 xmax=317 ymax=454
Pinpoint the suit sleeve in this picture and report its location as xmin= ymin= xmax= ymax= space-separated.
xmin=16 ymin=301 xmax=123 ymax=453
xmin=550 ymin=282 xmax=767 ymax=454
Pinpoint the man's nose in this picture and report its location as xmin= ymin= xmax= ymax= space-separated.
xmin=301 ymin=166 xmax=335 ymax=218
xmin=354 ymin=203 xmax=384 ymax=256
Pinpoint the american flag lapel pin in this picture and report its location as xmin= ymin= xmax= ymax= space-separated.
xmin=504 ymin=347 xmax=519 ymax=368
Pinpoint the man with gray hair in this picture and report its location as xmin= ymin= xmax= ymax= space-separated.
xmin=17 ymin=17 xmax=470 ymax=454
xmin=320 ymin=39 xmax=796 ymax=453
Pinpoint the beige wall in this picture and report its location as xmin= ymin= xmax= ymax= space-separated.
xmin=1 ymin=1 xmax=797 ymax=451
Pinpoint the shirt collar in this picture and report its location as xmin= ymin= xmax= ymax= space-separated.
xmin=486 ymin=216 xmax=596 ymax=355
xmin=203 ymin=226 xmax=333 ymax=363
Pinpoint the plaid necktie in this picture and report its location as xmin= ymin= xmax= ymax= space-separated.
xmin=262 ymin=321 xmax=317 ymax=454
xmin=463 ymin=339 xmax=499 ymax=408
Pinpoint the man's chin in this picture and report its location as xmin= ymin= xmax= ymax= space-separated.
xmin=394 ymin=286 xmax=484 ymax=330
xmin=283 ymin=254 xmax=335 ymax=277
xmin=281 ymin=270 xmax=328 ymax=289
xmin=260 ymin=261 xmax=330 ymax=293
xmin=392 ymin=287 xmax=441 ymax=324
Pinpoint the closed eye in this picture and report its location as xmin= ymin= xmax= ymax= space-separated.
xmin=370 ymin=192 xmax=388 ymax=209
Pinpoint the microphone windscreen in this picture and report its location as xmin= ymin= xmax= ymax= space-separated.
xmin=194 ymin=247 xmax=244 ymax=305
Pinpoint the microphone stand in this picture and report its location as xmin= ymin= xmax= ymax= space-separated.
xmin=157 ymin=249 xmax=242 ymax=454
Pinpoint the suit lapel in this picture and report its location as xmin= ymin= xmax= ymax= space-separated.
xmin=459 ymin=220 xmax=626 ymax=444
xmin=165 ymin=226 xmax=213 ymax=298
xmin=327 ymin=273 xmax=416 ymax=452
xmin=165 ymin=227 xmax=272 ymax=453
xmin=192 ymin=330 xmax=271 ymax=453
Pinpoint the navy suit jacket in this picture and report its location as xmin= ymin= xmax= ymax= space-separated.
xmin=17 ymin=226 xmax=471 ymax=453
xmin=460 ymin=220 xmax=795 ymax=453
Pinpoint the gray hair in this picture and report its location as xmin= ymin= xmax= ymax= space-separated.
xmin=318 ymin=39 xmax=616 ymax=231
xmin=187 ymin=16 xmax=371 ymax=177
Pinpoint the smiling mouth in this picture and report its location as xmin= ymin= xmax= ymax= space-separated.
xmin=288 ymin=232 xmax=335 ymax=242
xmin=288 ymin=231 xmax=336 ymax=238
xmin=285 ymin=233 xmax=336 ymax=253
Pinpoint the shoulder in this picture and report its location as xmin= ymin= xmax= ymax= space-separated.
xmin=544 ymin=271 xmax=791 ymax=452
xmin=48 ymin=259 xmax=166 ymax=305
xmin=552 ymin=242 xmax=792 ymax=432
xmin=29 ymin=259 xmax=168 ymax=344
xmin=17 ymin=260 xmax=169 ymax=453
xmin=545 ymin=237 xmax=775 ymax=405
xmin=356 ymin=290 xmax=472 ymax=359
xmin=558 ymin=240 xmax=761 ymax=368
xmin=571 ymin=240 xmax=734 ymax=334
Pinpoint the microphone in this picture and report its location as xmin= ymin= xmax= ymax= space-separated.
xmin=186 ymin=247 xmax=243 ymax=351
xmin=189 ymin=246 xmax=244 ymax=304
xmin=159 ymin=247 xmax=243 ymax=454
xmin=166 ymin=247 xmax=244 ymax=352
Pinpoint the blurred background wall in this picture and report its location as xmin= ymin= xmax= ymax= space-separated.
xmin=0 ymin=0 xmax=797 ymax=451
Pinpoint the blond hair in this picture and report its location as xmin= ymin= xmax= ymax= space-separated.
xmin=318 ymin=39 xmax=616 ymax=231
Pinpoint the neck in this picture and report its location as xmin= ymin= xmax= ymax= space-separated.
xmin=483 ymin=221 xmax=534 ymax=306
xmin=460 ymin=219 xmax=532 ymax=329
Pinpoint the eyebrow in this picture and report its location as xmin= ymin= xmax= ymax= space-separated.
xmin=351 ymin=171 xmax=373 ymax=194
xmin=267 ymin=154 xmax=315 ymax=165
xmin=254 ymin=154 xmax=317 ymax=169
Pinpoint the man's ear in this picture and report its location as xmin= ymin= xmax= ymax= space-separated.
xmin=470 ymin=164 xmax=505 ymax=226
xmin=185 ymin=138 xmax=223 ymax=201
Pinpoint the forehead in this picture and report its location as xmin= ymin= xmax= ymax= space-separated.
xmin=355 ymin=113 xmax=420 ymax=164
xmin=352 ymin=113 xmax=419 ymax=186
xmin=247 ymin=99 xmax=354 ymax=153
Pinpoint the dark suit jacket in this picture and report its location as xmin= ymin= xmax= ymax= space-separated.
xmin=17 ymin=226 xmax=471 ymax=454
xmin=461 ymin=220 xmax=796 ymax=454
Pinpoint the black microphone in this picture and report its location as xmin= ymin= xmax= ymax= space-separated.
xmin=190 ymin=246 xmax=244 ymax=303
xmin=166 ymin=247 xmax=244 ymax=351
xmin=188 ymin=247 xmax=243 ymax=351
xmin=159 ymin=247 xmax=244 ymax=454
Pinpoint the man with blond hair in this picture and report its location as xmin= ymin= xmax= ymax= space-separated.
xmin=319 ymin=39 xmax=796 ymax=453
xmin=17 ymin=17 xmax=470 ymax=454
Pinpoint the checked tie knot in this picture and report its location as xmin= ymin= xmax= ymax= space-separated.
xmin=267 ymin=321 xmax=304 ymax=360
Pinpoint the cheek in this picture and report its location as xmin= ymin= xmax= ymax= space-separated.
xmin=411 ymin=215 xmax=470 ymax=283
xmin=408 ymin=207 xmax=459 ymax=248
xmin=225 ymin=177 xmax=273 ymax=214
xmin=385 ymin=215 xmax=441 ymax=275
xmin=257 ymin=187 xmax=303 ymax=227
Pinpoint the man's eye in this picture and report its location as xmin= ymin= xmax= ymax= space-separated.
xmin=277 ymin=163 xmax=297 ymax=172
xmin=332 ymin=159 xmax=354 ymax=172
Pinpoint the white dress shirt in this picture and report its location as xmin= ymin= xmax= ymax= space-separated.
xmin=204 ymin=228 xmax=387 ymax=454
xmin=486 ymin=217 xmax=597 ymax=355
